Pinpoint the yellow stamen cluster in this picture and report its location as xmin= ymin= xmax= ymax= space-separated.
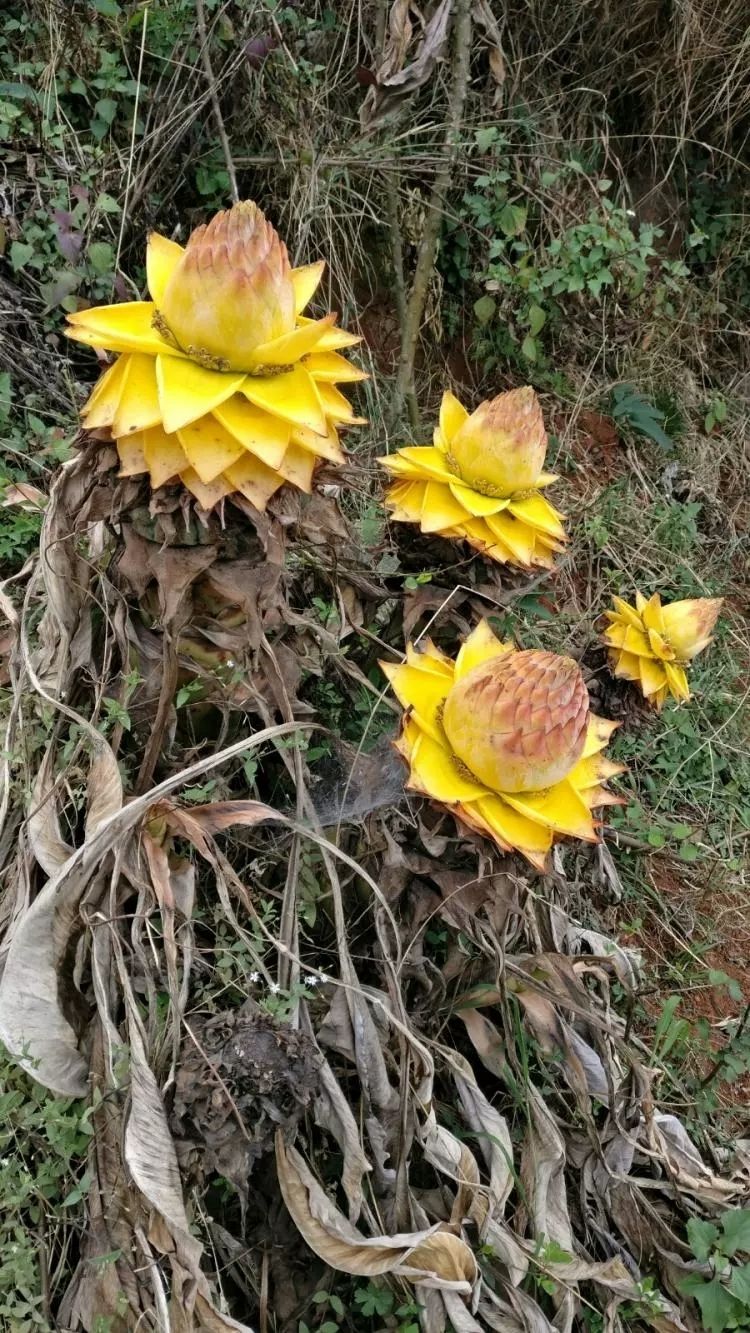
xmin=378 ymin=387 xmax=566 ymax=569
xmin=603 ymin=593 xmax=723 ymax=709
xmin=381 ymin=621 xmax=624 ymax=871
xmin=66 ymin=201 xmax=366 ymax=510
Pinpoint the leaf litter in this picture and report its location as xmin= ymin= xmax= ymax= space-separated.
xmin=0 ymin=443 xmax=747 ymax=1330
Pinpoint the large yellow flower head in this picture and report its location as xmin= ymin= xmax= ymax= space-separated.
xmin=381 ymin=620 xmax=624 ymax=871
xmin=65 ymin=201 xmax=366 ymax=510
xmin=378 ymin=387 xmax=566 ymax=569
xmin=603 ymin=592 xmax=723 ymax=709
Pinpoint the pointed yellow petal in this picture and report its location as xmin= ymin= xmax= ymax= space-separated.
xmin=291 ymin=422 xmax=345 ymax=464
xmin=611 ymin=649 xmax=642 ymax=681
xmin=298 ymin=315 xmax=362 ymax=352
xmin=378 ymin=448 xmax=451 ymax=482
xmin=242 ymin=365 xmax=328 ymax=435
xmin=276 ymin=442 xmax=316 ymax=492
xmin=485 ymin=512 xmax=536 ymax=565
xmin=304 ymin=351 xmax=367 ymax=384
xmin=67 ymin=302 xmax=181 ymax=358
xmin=116 ymin=433 xmax=147 ymax=476
xmin=609 ymin=596 xmax=643 ymax=630
xmin=664 ymin=661 xmax=691 ymax=701
xmin=386 ymin=480 xmax=426 ymax=523
xmin=112 ymin=353 xmax=162 ymax=436
xmin=81 ymin=355 xmax=130 ymax=429
xmin=647 ymin=628 xmax=674 ymax=661
xmin=640 ymin=593 xmax=665 ymax=635
xmin=146 ymin=232 xmax=184 ymax=305
xmin=507 ymin=493 xmax=566 ymax=539
xmin=454 ymin=621 xmax=513 ymax=681
xmin=315 ymin=382 xmax=365 ymax=425
xmin=142 ymin=426 xmax=189 ymax=488
xmin=617 ymin=625 xmax=652 ymax=657
xmin=582 ymin=716 xmax=619 ymax=758
xmin=381 ymin=661 xmax=452 ymax=743
xmin=448 ymin=482 xmax=508 ymax=517
xmin=177 ymin=418 xmax=245 ymax=483
xmin=638 ymin=655 xmax=668 ymax=697
xmin=405 ymin=642 xmax=455 ymax=676
xmin=420 ymin=481 xmax=469 ymax=533
xmin=503 ymin=780 xmax=597 ymax=841
xmin=156 ymin=356 xmax=245 ymax=434
xmin=291 ymin=260 xmax=325 ymax=314
xmin=461 ymin=517 xmax=515 ymax=564
xmin=409 ymin=731 xmax=489 ymax=803
xmin=440 ymin=389 xmax=469 ymax=444
xmin=181 ymin=468 xmax=232 ymax=508
xmin=568 ymin=754 xmax=625 ymax=790
xmin=213 ymin=397 xmax=290 ymax=469
xmin=535 ymin=472 xmax=558 ymax=488
xmin=224 ymin=454 xmax=286 ymax=511
xmin=474 ymin=795 xmax=553 ymax=858
xmin=250 ymin=315 xmax=337 ymax=368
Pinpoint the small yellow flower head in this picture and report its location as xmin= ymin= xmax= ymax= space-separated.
xmin=381 ymin=620 xmax=624 ymax=870
xmin=66 ymin=200 xmax=366 ymax=509
xmin=160 ymin=202 xmax=296 ymax=371
xmin=378 ymin=387 xmax=565 ymax=570
xmin=603 ymin=592 xmax=723 ymax=709
xmin=449 ymin=386 xmax=547 ymax=496
xmin=443 ymin=650 xmax=589 ymax=793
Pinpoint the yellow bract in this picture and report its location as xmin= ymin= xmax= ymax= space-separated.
xmin=381 ymin=621 xmax=624 ymax=871
xmin=603 ymin=592 xmax=723 ymax=709
xmin=378 ymin=387 xmax=566 ymax=569
xmin=67 ymin=201 xmax=366 ymax=509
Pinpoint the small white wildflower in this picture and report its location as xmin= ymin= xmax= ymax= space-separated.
xmin=227 ymin=659 xmax=235 ymax=668
xmin=317 ymin=973 xmax=329 ymax=984
xmin=304 ymin=975 xmax=318 ymax=987
xmin=269 ymin=981 xmax=281 ymax=995
xmin=248 ymin=971 xmax=260 ymax=983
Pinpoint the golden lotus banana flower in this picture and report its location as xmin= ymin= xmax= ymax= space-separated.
xmin=378 ymin=387 xmax=566 ymax=569
xmin=65 ymin=201 xmax=366 ymax=509
xmin=603 ymin=592 xmax=723 ymax=709
xmin=381 ymin=620 xmax=624 ymax=871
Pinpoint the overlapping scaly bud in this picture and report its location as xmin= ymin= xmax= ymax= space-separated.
xmin=160 ymin=203 xmax=296 ymax=369
xmin=378 ymin=387 xmax=566 ymax=570
xmin=443 ymin=650 xmax=589 ymax=793
xmin=603 ymin=592 xmax=723 ymax=709
xmin=66 ymin=200 xmax=366 ymax=509
xmin=381 ymin=621 xmax=624 ymax=871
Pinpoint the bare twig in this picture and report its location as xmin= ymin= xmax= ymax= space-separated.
xmin=195 ymin=0 xmax=240 ymax=203
xmin=391 ymin=0 xmax=473 ymax=430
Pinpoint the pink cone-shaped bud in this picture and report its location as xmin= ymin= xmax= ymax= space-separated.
xmin=442 ymin=649 xmax=589 ymax=793
xmin=449 ymin=387 xmax=547 ymax=496
xmin=160 ymin=201 xmax=296 ymax=370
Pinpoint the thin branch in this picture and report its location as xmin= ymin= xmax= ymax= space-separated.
xmin=391 ymin=0 xmax=473 ymax=430
xmin=195 ymin=0 xmax=240 ymax=203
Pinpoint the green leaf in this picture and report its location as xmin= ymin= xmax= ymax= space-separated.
xmin=681 ymin=1275 xmax=744 ymax=1333
xmin=720 ymin=1210 xmax=750 ymax=1258
xmin=647 ymin=827 xmax=666 ymax=848
xmin=498 ymin=202 xmax=527 ymax=237
xmin=93 ymin=0 xmax=121 ymax=13
xmin=728 ymin=1262 xmax=750 ymax=1305
xmin=521 ymin=334 xmax=537 ymax=362
xmin=94 ymin=97 xmax=118 ymax=125
xmin=687 ymin=1218 xmax=720 ymax=1262
xmin=88 ymin=241 xmax=115 ymax=275
xmin=679 ymin=841 xmax=700 ymax=863
xmin=0 ymin=371 xmax=11 ymax=425
xmin=528 ymin=303 xmax=546 ymax=335
xmin=475 ymin=127 xmax=499 ymax=152
xmin=473 ymin=294 xmax=496 ymax=325
xmin=9 ymin=241 xmax=33 ymax=271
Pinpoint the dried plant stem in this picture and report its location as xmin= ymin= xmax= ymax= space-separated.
xmin=391 ymin=0 xmax=473 ymax=430
xmin=195 ymin=0 xmax=239 ymax=203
